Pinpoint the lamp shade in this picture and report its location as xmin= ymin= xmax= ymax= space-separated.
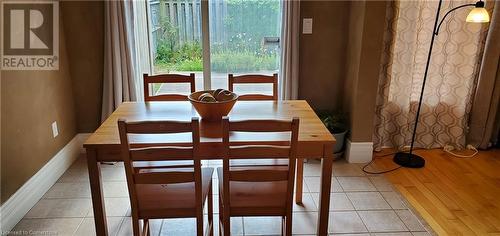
xmin=466 ymin=7 xmax=490 ymax=22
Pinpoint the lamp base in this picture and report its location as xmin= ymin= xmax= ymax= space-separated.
xmin=393 ymin=152 xmax=425 ymax=168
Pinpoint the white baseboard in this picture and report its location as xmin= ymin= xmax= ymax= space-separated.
xmin=0 ymin=133 xmax=90 ymax=233
xmin=345 ymin=139 xmax=373 ymax=163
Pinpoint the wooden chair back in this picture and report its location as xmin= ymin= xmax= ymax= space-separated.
xmin=228 ymin=73 xmax=278 ymax=100
xmin=118 ymin=118 xmax=203 ymax=235
xmin=143 ymin=73 xmax=196 ymax=101
xmin=221 ymin=116 xmax=299 ymax=216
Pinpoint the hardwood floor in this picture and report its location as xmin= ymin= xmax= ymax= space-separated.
xmin=371 ymin=148 xmax=500 ymax=235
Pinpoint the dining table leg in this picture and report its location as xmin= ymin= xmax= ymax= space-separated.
xmin=317 ymin=144 xmax=333 ymax=236
xmin=295 ymin=158 xmax=304 ymax=203
xmin=86 ymin=148 xmax=109 ymax=236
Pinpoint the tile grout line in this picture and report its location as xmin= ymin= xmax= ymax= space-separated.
xmin=115 ymin=216 xmax=127 ymax=236
xmin=342 ymin=189 xmax=370 ymax=234
xmin=71 ymin=217 xmax=86 ymax=235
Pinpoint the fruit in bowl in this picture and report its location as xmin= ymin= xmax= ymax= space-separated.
xmin=198 ymin=92 xmax=217 ymax=102
xmin=213 ymin=89 xmax=234 ymax=102
xmin=188 ymin=90 xmax=238 ymax=121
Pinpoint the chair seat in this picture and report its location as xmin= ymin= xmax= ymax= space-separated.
xmin=217 ymin=167 xmax=288 ymax=216
xmin=136 ymin=167 xmax=213 ymax=218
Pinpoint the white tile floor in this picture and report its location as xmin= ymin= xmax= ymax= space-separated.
xmin=11 ymin=156 xmax=433 ymax=236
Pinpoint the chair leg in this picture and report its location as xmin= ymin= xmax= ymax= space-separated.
xmin=281 ymin=216 xmax=285 ymax=236
xmin=285 ymin=213 xmax=293 ymax=236
xmin=143 ymin=219 xmax=150 ymax=236
xmin=223 ymin=216 xmax=230 ymax=236
xmin=197 ymin=213 xmax=204 ymax=236
xmin=218 ymin=178 xmax=230 ymax=236
xmin=132 ymin=215 xmax=141 ymax=236
xmin=295 ymin=158 xmax=304 ymax=204
xmin=208 ymin=185 xmax=214 ymax=236
xmin=222 ymin=204 xmax=230 ymax=236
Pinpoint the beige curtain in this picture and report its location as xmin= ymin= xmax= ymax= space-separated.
xmin=279 ymin=0 xmax=300 ymax=100
xmin=467 ymin=4 xmax=500 ymax=149
xmin=101 ymin=0 xmax=139 ymax=121
xmin=373 ymin=0 xmax=491 ymax=150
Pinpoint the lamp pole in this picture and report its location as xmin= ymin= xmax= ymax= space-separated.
xmin=393 ymin=0 xmax=488 ymax=168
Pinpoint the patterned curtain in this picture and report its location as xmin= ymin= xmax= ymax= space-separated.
xmin=373 ymin=0 xmax=491 ymax=151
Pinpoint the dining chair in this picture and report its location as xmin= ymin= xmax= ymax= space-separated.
xmin=143 ymin=73 xmax=196 ymax=101
xmin=228 ymin=73 xmax=278 ymax=100
xmin=218 ymin=117 xmax=299 ymax=236
xmin=118 ymin=117 xmax=213 ymax=236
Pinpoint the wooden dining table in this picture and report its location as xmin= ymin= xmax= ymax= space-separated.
xmin=83 ymin=100 xmax=335 ymax=236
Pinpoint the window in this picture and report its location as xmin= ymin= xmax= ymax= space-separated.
xmin=146 ymin=0 xmax=282 ymax=96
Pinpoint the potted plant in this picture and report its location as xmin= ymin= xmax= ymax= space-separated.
xmin=316 ymin=110 xmax=348 ymax=157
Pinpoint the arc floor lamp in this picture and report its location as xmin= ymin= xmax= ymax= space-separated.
xmin=394 ymin=0 xmax=490 ymax=168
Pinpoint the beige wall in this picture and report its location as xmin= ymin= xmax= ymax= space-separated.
xmin=299 ymin=0 xmax=351 ymax=111
xmin=1 ymin=14 xmax=77 ymax=203
xmin=62 ymin=1 xmax=104 ymax=133
xmin=299 ymin=0 xmax=388 ymax=143
xmin=0 ymin=1 xmax=104 ymax=204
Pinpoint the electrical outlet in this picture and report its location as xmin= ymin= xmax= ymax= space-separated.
xmin=52 ymin=121 xmax=59 ymax=138
xmin=302 ymin=18 xmax=313 ymax=34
